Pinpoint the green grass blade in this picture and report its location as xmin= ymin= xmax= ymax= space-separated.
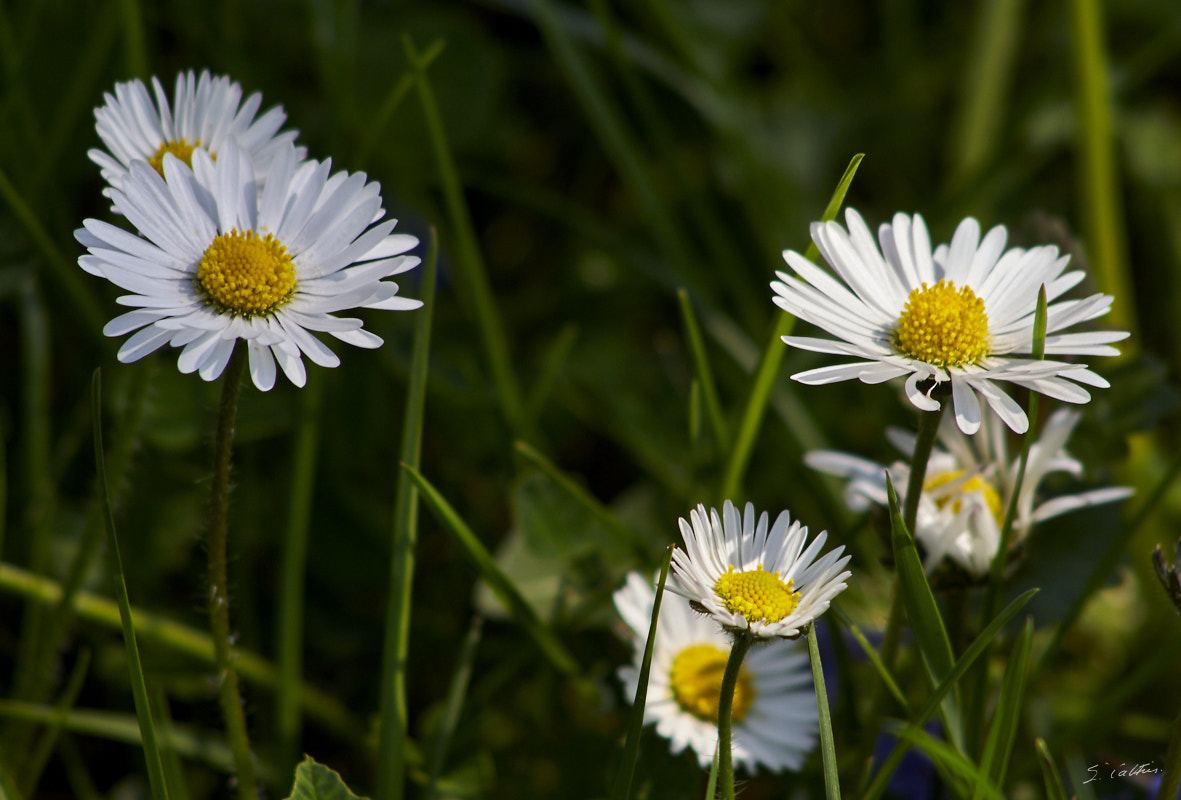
xmin=404 ymin=36 xmax=529 ymax=437
xmin=149 ymin=685 xmax=190 ymax=800
xmin=1035 ymin=739 xmax=1069 ymax=800
xmin=807 ymin=624 xmax=841 ymax=800
xmin=276 ymin=376 xmax=325 ymax=773
xmin=720 ymin=153 xmax=864 ymax=500
xmin=885 ymin=474 xmax=959 ymax=734
xmin=513 ymin=441 xmax=652 ymax=562
xmin=862 ymin=588 xmax=1038 ymax=800
xmin=1068 ymin=0 xmax=1136 ymax=334
xmin=833 ymin=613 xmax=910 ymax=715
xmin=401 ymin=464 xmax=578 ymax=676
xmin=355 ymin=39 xmax=445 ymax=165
xmin=22 ymin=650 xmax=90 ymax=797
xmin=887 ymin=722 xmax=1004 ymax=800
xmin=426 ymin=616 xmax=484 ymax=800
xmin=91 ymin=370 xmax=170 ymax=800
xmin=702 ymin=747 xmax=719 ymax=800
xmin=677 ymin=289 xmax=730 ymax=455
xmin=376 ymin=230 xmax=438 ymax=800
xmin=610 ymin=546 xmax=673 ymax=800
xmin=524 ymin=323 xmax=579 ymax=423
xmin=0 ymin=562 xmax=364 ymax=743
xmin=973 ymin=618 xmax=1033 ymax=800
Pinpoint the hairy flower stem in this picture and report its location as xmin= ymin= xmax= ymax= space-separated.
xmin=718 ymin=633 xmax=754 ymax=800
xmin=857 ymin=392 xmax=947 ymax=790
xmin=207 ymin=350 xmax=256 ymax=800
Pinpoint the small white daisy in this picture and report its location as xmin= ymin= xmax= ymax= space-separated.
xmin=613 ymin=571 xmax=818 ymax=773
xmin=76 ymin=139 xmax=421 ymax=390
xmin=806 ymin=408 xmax=1134 ymax=575
xmin=89 ymin=69 xmax=303 ymax=189
xmin=771 ymin=209 xmax=1129 ymax=435
xmin=670 ymin=501 xmax=851 ymax=640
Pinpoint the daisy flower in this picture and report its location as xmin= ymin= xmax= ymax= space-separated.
xmin=771 ymin=209 xmax=1129 ymax=434
xmin=670 ymin=501 xmax=851 ymax=639
xmin=806 ymin=408 xmax=1133 ymax=575
xmin=613 ymin=571 xmax=818 ymax=772
xmin=90 ymin=70 xmax=303 ymax=189
xmin=76 ymin=140 xmax=421 ymax=390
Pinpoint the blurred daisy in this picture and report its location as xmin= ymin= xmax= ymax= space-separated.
xmin=76 ymin=140 xmax=421 ymax=390
xmin=613 ymin=571 xmax=818 ymax=772
xmin=90 ymin=70 xmax=302 ymax=189
xmin=771 ymin=209 xmax=1129 ymax=434
xmin=806 ymin=408 xmax=1133 ymax=575
xmin=670 ymin=501 xmax=851 ymax=639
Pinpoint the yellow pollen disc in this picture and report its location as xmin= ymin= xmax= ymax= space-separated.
xmin=894 ymin=279 xmax=990 ymax=368
xmin=669 ymin=644 xmax=756 ymax=724
xmin=197 ymin=229 xmax=296 ymax=317
xmin=149 ymin=138 xmax=207 ymax=176
xmin=714 ymin=565 xmax=801 ymax=624
xmin=925 ymin=469 xmax=1004 ymax=524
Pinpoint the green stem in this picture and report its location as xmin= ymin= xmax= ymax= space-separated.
xmin=206 ymin=349 xmax=255 ymax=800
xmin=717 ymin=633 xmax=753 ymax=800
xmin=807 ymin=625 xmax=841 ymax=800
xmin=857 ymin=395 xmax=947 ymax=788
xmin=1157 ymin=706 xmax=1181 ymax=800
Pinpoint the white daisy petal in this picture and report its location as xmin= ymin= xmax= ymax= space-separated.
xmin=774 ymin=208 xmax=1127 ymax=433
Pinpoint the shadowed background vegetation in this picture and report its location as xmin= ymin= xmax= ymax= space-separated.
xmin=3 ymin=0 xmax=1181 ymax=797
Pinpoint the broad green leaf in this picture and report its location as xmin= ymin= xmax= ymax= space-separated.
xmin=285 ymin=757 xmax=367 ymax=800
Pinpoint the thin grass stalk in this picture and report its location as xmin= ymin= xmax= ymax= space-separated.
xmin=355 ymin=39 xmax=445 ymax=165
xmin=22 ymin=650 xmax=90 ymax=798
xmin=717 ymin=633 xmax=753 ymax=800
xmin=0 ymin=561 xmax=362 ymax=740
xmin=1036 ymin=739 xmax=1069 ymax=800
xmin=376 ymin=231 xmax=438 ymax=800
xmin=720 ymin=153 xmax=863 ymax=500
xmin=807 ymin=624 xmax=841 ymax=800
xmin=677 ymin=289 xmax=730 ymax=455
xmin=205 ymin=350 xmax=255 ymax=800
xmin=276 ymin=377 xmax=324 ymax=773
xmin=403 ymin=37 xmax=528 ymax=437
xmin=91 ymin=370 xmax=169 ymax=800
xmin=1068 ymin=0 xmax=1136 ymax=335
xmin=610 ymin=547 xmax=673 ymax=800
xmin=426 ymin=616 xmax=483 ymax=800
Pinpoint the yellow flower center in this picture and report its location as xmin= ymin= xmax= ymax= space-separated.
xmin=924 ymin=469 xmax=1004 ymax=524
xmin=714 ymin=565 xmax=801 ymax=624
xmin=669 ymin=644 xmax=756 ymax=724
xmin=196 ymin=229 xmax=296 ymax=317
xmin=149 ymin=138 xmax=208 ymax=176
xmin=894 ymin=279 xmax=990 ymax=368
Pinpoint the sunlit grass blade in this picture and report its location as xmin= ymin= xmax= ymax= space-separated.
xmin=973 ymin=618 xmax=1033 ymax=800
xmin=402 ymin=463 xmax=579 ymax=676
xmin=1068 ymin=0 xmax=1136 ymax=334
xmin=426 ymin=616 xmax=483 ymax=800
xmin=22 ymin=650 xmax=89 ymax=797
xmin=90 ymin=370 xmax=169 ymax=800
xmin=610 ymin=546 xmax=673 ymax=800
xmin=807 ymin=623 xmax=841 ymax=800
xmin=862 ymin=588 xmax=1038 ymax=800
xmin=0 ymin=700 xmax=276 ymax=783
xmin=524 ymin=323 xmax=579 ymax=424
xmin=377 ymin=230 xmax=438 ymax=800
xmin=886 ymin=722 xmax=1004 ymax=800
xmin=404 ymin=35 xmax=529 ymax=437
xmin=0 ymin=561 xmax=364 ymax=743
xmin=677 ymin=289 xmax=730 ymax=456
xmin=1035 ymin=739 xmax=1069 ymax=800
xmin=885 ymin=474 xmax=961 ymax=744
xmin=513 ymin=441 xmax=652 ymax=561
xmin=720 ymin=153 xmax=863 ymax=500
xmin=276 ymin=376 xmax=325 ymax=773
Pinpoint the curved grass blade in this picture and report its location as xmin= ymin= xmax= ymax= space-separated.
xmin=377 ymin=230 xmax=439 ymax=800
xmin=610 ymin=546 xmax=673 ymax=800
xmin=402 ymin=464 xmax=579 ymax=675
xmin=90 ymin=370 xmax=169 ymax=800
xmin=862 ymin=588 xmax=1038 ymax=800
xmin=720 ymin=153 xmax=863 ymax=500
xmin=426 ymin=617 xmax=484 ymax=800
xmin=832 ymin=612 xmax=909 ymax=715
xmin=886 ymin=721 xmax=1004 ymax=800
xmin=973 ymin=618 xmax=1033 ymax=800
xmin=1035 ymin=739 xmax=1068 ymax=800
